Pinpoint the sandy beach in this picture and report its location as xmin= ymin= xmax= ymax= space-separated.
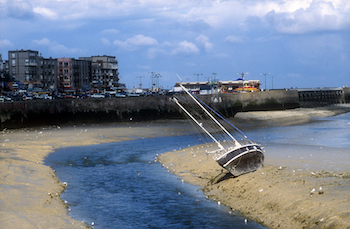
xmin=1 ymin=104 xmax=350 ymax=228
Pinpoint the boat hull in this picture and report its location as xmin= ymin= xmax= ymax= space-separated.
xmin=216 ymin=144 xmax=264 ymax=177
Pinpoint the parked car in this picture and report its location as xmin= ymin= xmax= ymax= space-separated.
xmin=0 ymin=95 xmax=13 ymax=102
xmin=64 ymin=94 xmax=76 ymax=99
xmin=23 ymin=95 xmax=33 ymax=101
xmin=91 ymin=94 xmax=105 ymax=98
xmin=115 ymin=93 xmax=126 ymax=98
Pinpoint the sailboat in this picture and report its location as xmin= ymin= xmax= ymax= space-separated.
xmin=172 ymin=84 xmax=264 ymax=177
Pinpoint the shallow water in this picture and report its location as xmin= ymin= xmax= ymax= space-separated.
xmin=45 ymin=112 xmax=350 ymax=228
xmin=247 ymin=112 xmax=350 ymax=172
xmin=45 ymin=135 xmax=268 ymax=229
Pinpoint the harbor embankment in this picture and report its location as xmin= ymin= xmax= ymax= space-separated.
xmin=1 ymin=90 xmax=299 ymax=129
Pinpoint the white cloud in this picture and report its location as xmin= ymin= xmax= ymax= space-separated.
xmin=33 ymin=7 xmax=57 ymax=19
xmin=113 ymin=35 xmax=159 ymax=51
xmin=265 ymin=1 xmax=350 ymax=34
xmin=0 ymin=39 xmax=14 ymax=48
xmin=32 ymin=38 xmax=84 ymax=55
xmin=173 ymin=41 xmax=199 ymax=55
xmin=101 ymin=38 xmax=110 ymax=46
xmin=196 ymin=35 xmax=213 ymax=52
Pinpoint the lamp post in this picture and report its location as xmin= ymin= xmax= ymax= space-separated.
xmin=194 ymin=73 xmax=203 ymax=82
xmin=237 ymin=72 xmax=248 ymax=92
xmin=136 ymin=76 xmax=144 ymax=88
xmin=271 ymin=75 xmax=274 ymax=89
xmin=260 ymin=73 xmax=270 ymax=90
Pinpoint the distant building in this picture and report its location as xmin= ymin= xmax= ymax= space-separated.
xmin=8 ymin=49 xmax=57 ymax=90
xmin=39 ymin=57 xmax=57 ymax=90
xmin=4 ymin=50 xmax=120 ymax=92
xmin=79 ymin=55 xmax=119 ymax=88
xmin=57 ymin=58 xmax=90 ymax=90
xmin=8 ymin=50 xmax=41 ymax=83
xmin=174 ymin=80 xmax=261 ymax=94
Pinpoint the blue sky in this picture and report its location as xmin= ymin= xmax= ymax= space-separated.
xmin=1 ymin=0 xmax=349 ymax=89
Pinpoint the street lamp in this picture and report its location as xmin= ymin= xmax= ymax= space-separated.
xmin=136 ymin=76 xmax=144 ymax=88
xmin=237 ymin=72 xmax=248 ymax=92
xmin=271 ymin=75 xmax=274 ymax=89
xmin=260 ymin=73 xmax=270 ymax=90
xmin=194 ymin=73 xmax=203 ymax=82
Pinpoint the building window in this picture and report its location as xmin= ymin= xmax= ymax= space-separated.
xmin=12 ymin=59 xmax=16 ymax=66
xmin=11 ymin=53 xmax=15 ymax=58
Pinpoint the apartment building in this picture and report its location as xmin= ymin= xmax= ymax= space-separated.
xmin=40 ymin=57 xmax=57 ymax=90
xmin=7 ymin=49 xmax=57 ymax=90
xmin=8 ymin=50 xmax=41 ymax=83
xmin=79 ymin=55 xmax=119 ymax=88
xmin=5 ymin=50 xmax=120 ymax=91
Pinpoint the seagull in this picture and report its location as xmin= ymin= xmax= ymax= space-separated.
xmin=319 ymin=187 xmax=324 ymax=194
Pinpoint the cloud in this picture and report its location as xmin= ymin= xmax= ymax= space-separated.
xmin=0 ymin=39 xmax=14 ymax=48
xmin=33 ymin=7 xmax=58 ymax=20
xmin=172 ymin=41 xmax=199 ymax=55
xmin=4 ymin=0 xmax=35 ymax=19
xmin=225 ymin=35 xmax=245 ymax=44
xmin=101 ymin=38 xmax=110 ymax=46
xmin=101 ymin=29 xmax=120 ymax=35
xmin=32 ymin=38 xmax=84 ymax=55
xmin=196 ymin=35 xmax=213 ymax=52
xmin=113 ymin=35 xmax=159 ymax=51
xmin=265 ymin=1 xmax=350 ymax=34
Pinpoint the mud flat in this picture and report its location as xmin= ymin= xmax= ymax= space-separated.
xmin=0 ymin=121 xmax=191 ymax=228
xmin=158 ymin=105 xmax=350 ymax=229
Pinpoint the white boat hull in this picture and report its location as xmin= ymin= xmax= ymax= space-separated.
xmin=216 ymin=144 xmax=264 ymax=177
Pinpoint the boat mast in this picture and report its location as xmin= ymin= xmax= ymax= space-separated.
xmin=171 ymin=97 xmax=225 ymax=150
xmin=179 ymin=84 xmax=241 ymax=146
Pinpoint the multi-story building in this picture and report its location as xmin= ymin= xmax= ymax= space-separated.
xmin=73 ymin=59 xmax=90 ymax=90
xmin=4 ymin=50 xmax=120 ymax=92
xmin=8 ymin=49 xmax=57 ymax=91
xmin=57 ymin=58 xmax=74 ymax=89
xmin=39 ymin=57 xmax=57 ymax=90
xmin=57 ymin=58 xmax=91 ymax=90
xmin=8 ymin=49 xmax=40 ymax=83
xmin=80 ymin=55 xmax=119 ymax=88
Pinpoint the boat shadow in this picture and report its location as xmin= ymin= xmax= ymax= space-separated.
xmin=209 ymin=170 xmax=235 ymax=185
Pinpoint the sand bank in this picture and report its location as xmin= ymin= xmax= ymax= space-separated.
xmin=158 ymin=105 xmax=350 ymax=229
xmin=0 ymin=121 xmax=191 ymax=228
xmin=234 ymin=104 xmax=350 ymax=127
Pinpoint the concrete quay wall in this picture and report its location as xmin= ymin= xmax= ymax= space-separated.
xmin=0 ymin=90 xmax=300 ymax=129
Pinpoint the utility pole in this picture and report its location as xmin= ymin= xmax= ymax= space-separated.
xmin=148 ymin=72 xmax=161 ymax=93
xmin=194 ymin=73 xmax=203 ymax=82
xmin=271 ymin=75 xmax=274 ymax=89
xmin=237 ymin=72 xmax=248 ymax=92
xmin=136 ymin=76 xmax=144 ymax=88
xmin=260 ymin=73 xmax=270 ymax=90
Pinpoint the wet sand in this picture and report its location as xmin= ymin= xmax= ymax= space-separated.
xmin=159 ymin=104 xmax=350 ymax=229
xmin=0 ymin=121 xmax=191 ymax=228
xmin=1 ymin=105 xmax=350 ymax=228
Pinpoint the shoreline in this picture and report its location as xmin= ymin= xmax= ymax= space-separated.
xmin=159 ymin=105 xmax=350 ymax=229
xmin=0 ymin=121 xmax=192 ymax=228
xmin=1 ymin=105 xmax=349 ymax=228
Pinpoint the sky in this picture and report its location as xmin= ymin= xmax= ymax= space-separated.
xmin=0 ymin=0 xmax=349 ymax=90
